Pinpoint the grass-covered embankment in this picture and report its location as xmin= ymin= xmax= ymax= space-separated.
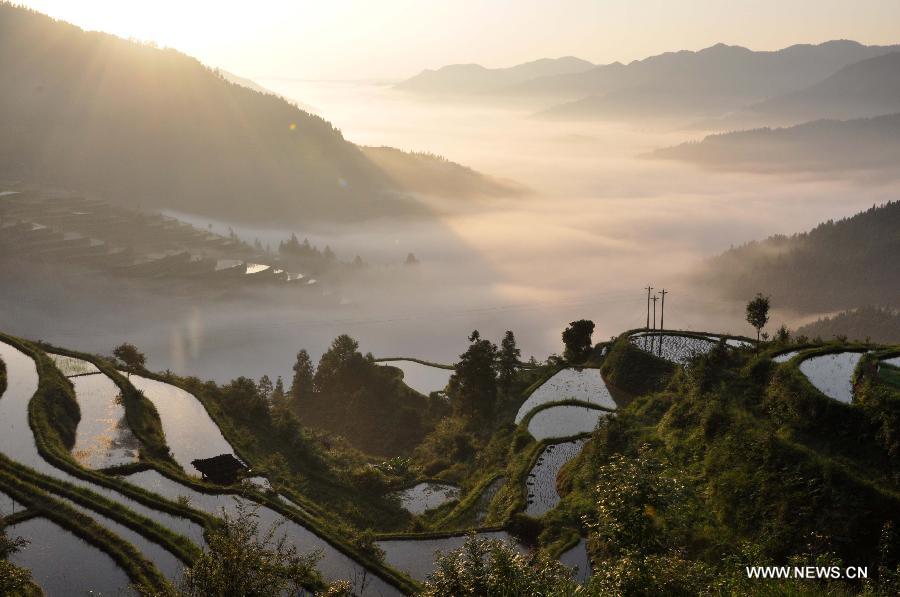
xmin=0 ymin=335 xmax=208 ymax=558
xmin=0 ymin=467 xmax=170 ymax=593
xmin=601 ymin=332 xmax=677 ymax=398
xmin=556 ymin=340 xmax=900 ymax=589
xmin=119 ymin=368 xmax=420 ymax=595
xmin=37 ymin=342 xmax=172 ymax=462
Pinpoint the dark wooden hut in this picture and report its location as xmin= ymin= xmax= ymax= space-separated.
xmin=191 ymin=454 xmax=246 ymax=484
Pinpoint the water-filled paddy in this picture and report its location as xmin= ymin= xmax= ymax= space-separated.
xmin=376 ymin=359 xmax=453 ymax=396
xmin=7 ymin=517 xmax=131 ymax=596
xmin=772 ymin=350 xmax=801 ymax=363
xmin=474 ymin=477 xmax=505 ymax=524
xmin=124 ymin=469 xmax=401 ymax=596
xmin=61 ymin=497 xmax=185 ymax=582
xmin=393 ymin=482 xmax=460 ymax=515
xmin=48 ymin=353 xmax=99 ymax=377
xmin=376 ymin=531 xmax=521 ymax=582
xmin=882 ymin=356 xmax=900 ymax=368
xmin=559 ymin=537 xmax=591 ymax=583
xmin=515 ymin=368 xmax=616 ymax=423
xmin=527 ymin=405 xmax=607 ymax=441
xmin=526 ymin=439 xmax=587 ymax=517
xmin=798 ymin=352 xmax=864 ymax=404
xmin=630 ymin=333 xmax=716 ymax=365
xmin=128 ymin=374 xmax=237 ymax=474
xmin=0 ymin=341 xmax=205 ymax=546
xmin=65 ymin=361 xmax=140 ymax=469
xmin=1 ymin=490 xmax=23 ymax=516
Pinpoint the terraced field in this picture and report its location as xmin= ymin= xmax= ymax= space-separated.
xmin=0 ymin=191 xmax=337 ymax=294
xmin=376 ymin=359 xmax=454 ymax=396
xmin=393 ymin=482 xmax=460 ymax=515
xmin=630 ymin=332 xmax=717 ymax=365
xmin=526 ymin=439 xmax=587 ymax=516
xmin=515 ymin=368 xmax=616 ymax=423
xmin=0 ymin=338 xmax=405 ymax=595
xmin=798 ymin=351 xmax=865 ymax=404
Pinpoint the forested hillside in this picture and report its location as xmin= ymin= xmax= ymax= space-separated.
xmin=652 ymin=113 xmax=900 ymax=177
xmin=0 ymin=4 xmax=513 ymax=224
xmin=700 ymin=202 xmax=900 ymax=313
xmin=796 ymin=307 xmax=900 ymax=344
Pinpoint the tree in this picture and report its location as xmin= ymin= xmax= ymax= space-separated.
xmin=421 ymin=534 xmax=577 ymax=597
xmin=562 ymin=319 xmax=595 ymax=363
xmin=745 ymin=293 xmax=771 ymax=343
xmin=178 ymin=501 xmax=322 ymax=596
xmin=0 ymin=521 xmax=32 ymax=595
xmin=313 ymin=335 xmax=365 ymax=395
xmin=289 ymin=350 xmax=315 ymax=407
xmin=113 ymin=342 xmax=146 ymax=377
xmin=448 ymin=331 xmax=498 ymax=419
xmin=271 ymin=376 xmax=286 ymax=409
xmin=497 ymin=331 xmax=520 ymax=393
xmin=586 ymin=446 xmax=688 ymax=557
xmin=257 ymin=375 xmax=274 ymax=407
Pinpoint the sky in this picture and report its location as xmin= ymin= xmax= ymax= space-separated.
xmin=15 ymin=0 xmax=900 ymax=80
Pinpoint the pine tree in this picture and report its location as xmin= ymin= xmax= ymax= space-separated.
xmin=290 ymin=350 xmax=315 ymax=408
xmin=449 ymin=331 xmax=498 ymax=419
xmin=498 ymin=331 xmax=520 ymax=393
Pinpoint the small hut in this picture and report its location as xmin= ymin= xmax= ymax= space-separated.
xmin=191 ymin=454 xmax=247 ymax=484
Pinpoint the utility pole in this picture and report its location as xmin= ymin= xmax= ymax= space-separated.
xmin=644 ymin=285 xmax=653 ymax=330
xmin=651 ymin=294 xmax=659 ymax=330
xmin=659 ymin=289 xmax=668 ymax=331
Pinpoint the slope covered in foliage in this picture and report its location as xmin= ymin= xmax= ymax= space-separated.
xmin=699 ymin=202 xmax=900 ymax=313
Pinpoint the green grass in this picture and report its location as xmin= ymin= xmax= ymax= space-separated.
xmin=373 ymin=357 xmax=455 ymax=370
xmin=36 ymin=341 xmax=172 ymax=461
xmin=0 ymin=468 xmax=171 ymax=593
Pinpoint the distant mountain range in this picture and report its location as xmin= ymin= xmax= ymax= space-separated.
xmin=395 ymin=57 xmax=594 ymax=95
xmin=397 ymin=41 xmax=900 ymax=122
xmin=0 ymin=4 xmax=515 ymax=225
xmin=651 ymin=112 xmax=900 ymax=178
xmin=699 ymin=202 xmax=900 ymax=313
xmin=709 ymin=51 xmax=900 ymax=128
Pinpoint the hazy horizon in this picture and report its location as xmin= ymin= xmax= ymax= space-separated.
xmin=15 ymin=0 xmax=900 ymax=81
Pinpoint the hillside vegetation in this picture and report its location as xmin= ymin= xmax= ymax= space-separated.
xmin=0 ymin=4 xmax=513 ymax=224
xmin=652 ymin=113 xmax=900 ymax=178
xmin=699 ymin=202 xmax=900 ymax=313
xmin=796 ymin=307 xmax=900 ymax=344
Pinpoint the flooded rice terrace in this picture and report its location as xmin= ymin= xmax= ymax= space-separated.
xmin=2 ymin=79 xmax=895 ymax=382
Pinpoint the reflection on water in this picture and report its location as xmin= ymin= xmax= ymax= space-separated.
xmin=526 ymin=439 xmax=587 ymax=517
xmin=798 ymin=352 xmax=864 ymax=404
xmin=8 ymin=517 xmax=131 ymax=596
xmin=559 ymin=537 xmax=592 ymax=584
xmin=48 ymin=353 xmax=99 ymax=377
xmin=630 ymin=333 xmax=716 ymax=365
xmin=393 ymin=482 xmax=459 ymax=515
xmin=527 ymin=405 xmax=607 ymax=441
xmin=61 ymin=497 xmax=184 ymax=582
xmin=376 ymin=530 xmax=521 ymax=582
xmin=1 ymin=490 xmax=22 ymax=516
xmin=515 ymin=368 xmax=616 ymax=423
xmin=59 ymin=358 xmax=140 ymax=469
xmin=125 ymin=469 xmax=402 ymax=596
xmin=127 ymin=374 xmax=236 ymax=474
xmin=0 ymin=341 xmax=206 ymax=546
xmin=773 ymin=350 xmax=801 ymax=363
xmin=376 ymin=359 xmax=453 ymax=396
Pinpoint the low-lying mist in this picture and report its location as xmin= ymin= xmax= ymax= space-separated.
xmin=3 ymin=79 xmax=893 ymax=382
